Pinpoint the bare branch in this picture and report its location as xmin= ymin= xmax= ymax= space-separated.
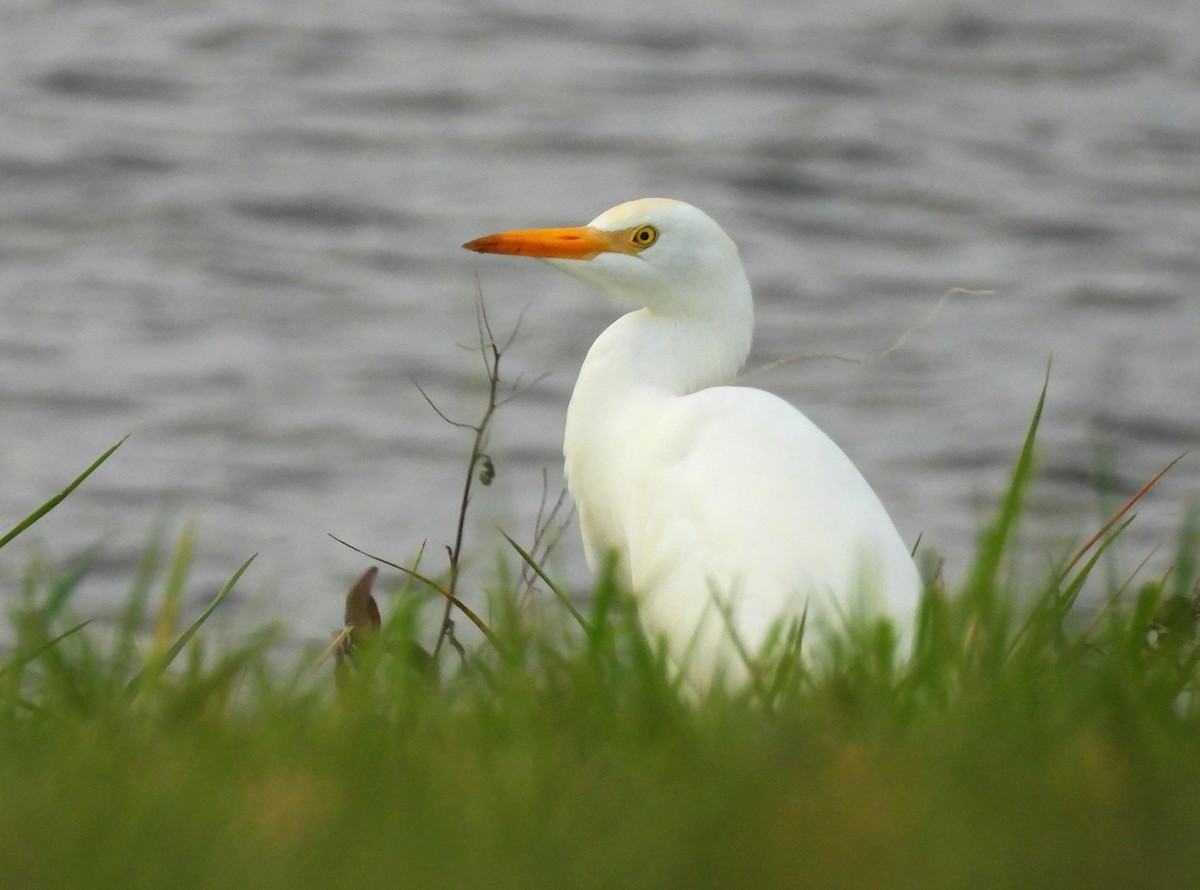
xmin=431 ymin=288 xmax=517 ymax=659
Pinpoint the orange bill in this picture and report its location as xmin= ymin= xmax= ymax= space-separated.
xmin=462 ymin=226 xmax=622 ymax=260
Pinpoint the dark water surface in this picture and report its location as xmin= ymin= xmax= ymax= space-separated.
xmin=2 ymin=0 xmax=1198 ymax=641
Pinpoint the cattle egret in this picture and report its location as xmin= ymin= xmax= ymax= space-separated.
xmin=464 ymin=198 xmax=920 ymax=685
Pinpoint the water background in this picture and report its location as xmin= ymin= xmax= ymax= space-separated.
xmin=2 ymin=0 xmax=1198 ymax=643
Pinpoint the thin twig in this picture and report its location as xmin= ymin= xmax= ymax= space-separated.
xmin=498 ymin=296 xmax=530 ymax=353
xmin=516 ymin=469 xmax=574 ymax=608
xmin=496 ymin=372 xmax=552 ymax=409
xmin=412 ymin=377 xmax=477 ymax=431
xmin=735 ymin=287 xmax=992 ymax=383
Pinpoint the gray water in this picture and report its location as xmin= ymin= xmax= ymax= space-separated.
xmin=2 ymin=0 xmax=1198 ymax=643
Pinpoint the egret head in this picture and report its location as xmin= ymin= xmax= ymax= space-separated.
xmin=463 ymin=198 xmax=748 ymax=316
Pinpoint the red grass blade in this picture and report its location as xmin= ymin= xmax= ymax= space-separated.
xmin=1062 ymin=452 xmax=1186 ymax=578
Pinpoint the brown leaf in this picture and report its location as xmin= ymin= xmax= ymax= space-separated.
xmin=344 ymin=566 xmax=382 ymax=641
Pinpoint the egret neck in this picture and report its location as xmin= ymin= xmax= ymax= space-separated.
xmin=564 ymin=299 xmax=753 ymax=569
xmin=463 ymin=198 xmax=921 ymax=686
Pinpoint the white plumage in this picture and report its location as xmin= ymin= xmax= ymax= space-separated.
xmin=465 ymin=198 xmax=920 ymax=684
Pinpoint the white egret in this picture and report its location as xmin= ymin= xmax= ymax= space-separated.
xmin=464 ymin=198 xmax=920 ymax=685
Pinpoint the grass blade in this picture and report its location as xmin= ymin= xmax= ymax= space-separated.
xmin=148 ymin=522 xmax=197 ymax=657
xmin=0 ymin=619 xmax=93 ymax=680
xmin=499 ymin=529 xmax=588 ymax=631
xmin=0 ymin=437 xmax=127 ymax=551
xmin=1062 ymin=453 xmax=1186 ymax=579
xmin=963 ymin=369 xmax=1049 ymax=606
xmin=127 ymin=553 xmax=256 ymax=694
xmin=110 ymin=525 xmax=166 ymax=682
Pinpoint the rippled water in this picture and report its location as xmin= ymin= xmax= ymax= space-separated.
xmin=2 ymin=0 xmax=1198 ymax=641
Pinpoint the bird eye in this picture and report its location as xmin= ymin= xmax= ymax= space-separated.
xmin=630 ymin=225 xmax=659 ymax=249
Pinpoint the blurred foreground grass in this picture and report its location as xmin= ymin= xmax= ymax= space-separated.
xmin=2 ymin=398 xmax=1199 ymax=890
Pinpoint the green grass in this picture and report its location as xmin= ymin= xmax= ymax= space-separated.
xmin=2 ymin=397 xmax=1199 ymax=890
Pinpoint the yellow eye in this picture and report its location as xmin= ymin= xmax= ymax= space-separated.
xmin=629 ymin=225 xmax=659 ymax=249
